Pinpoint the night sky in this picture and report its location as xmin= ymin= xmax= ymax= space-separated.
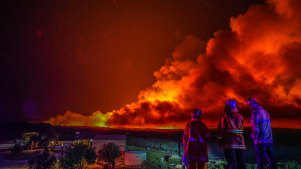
xmin=2 ymin=0 xmax=301 ymax=129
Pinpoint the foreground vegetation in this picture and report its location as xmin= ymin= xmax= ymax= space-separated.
xmin=3 ymin=144 xmax=301 ymax=169
xmin=126 ymin=145 xmax=301 ymax=169
xmin=2 ymin=126 xmax=301 ymax=169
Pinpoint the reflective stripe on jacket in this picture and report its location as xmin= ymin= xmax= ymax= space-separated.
xmin=183 ymin=119 xmax=210 ymax=162
xmin=250 ymin=106 xmax=273 ymax=144
xmin=217 ymin=112 xmax=246 ymax=150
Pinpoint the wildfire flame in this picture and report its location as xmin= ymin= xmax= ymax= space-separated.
xmin=46 ymin=0 xmax=301 ymax=129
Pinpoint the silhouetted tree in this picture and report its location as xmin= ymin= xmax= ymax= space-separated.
xmin=28 ymin=150 xmax=57 ymax=169
xmin=60 ymin=143 xmax=97 ymax=169
xmin=12 ymin=139 xmax=24 ymax=154
xmin=11 ymin=144 xmax=22 ymax=154
xmin=98 ymin=143 xmax=122 ymax=169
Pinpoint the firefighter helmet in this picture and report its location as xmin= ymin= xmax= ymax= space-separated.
xmin=246 ymin=97 xmax=258 ymax=109
xmin=225 ymin=99 xmax=238 ymax=113
xmin=246 ymin=97 xmax=258 ymax=105
xmin=191 ymin=109 xmax=203 ymax=119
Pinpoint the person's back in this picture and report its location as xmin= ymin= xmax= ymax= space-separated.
xmin=217 ymin=99 xmax=246 ymax=169
xmin=184 ymin=120 xmax=209 ymax=161
xmin=183 ymin=109 xmax=210 ymax=169
xmin=247 ymin=98 xmax=277 ymax=169
xmin=218 ymin=112 xmax=245 ymax=149
xmin=251 ymin=106 xmax=273 ymax=144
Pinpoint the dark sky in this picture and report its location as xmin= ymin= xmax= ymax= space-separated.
xmin=0 ymin=0 xmax=264 ymax=122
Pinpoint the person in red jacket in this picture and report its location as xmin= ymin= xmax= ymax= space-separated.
xmin=217 ymin=99 xmax=246 ymax=169
xmin=183 ymin=109 xmax=210 ymax=169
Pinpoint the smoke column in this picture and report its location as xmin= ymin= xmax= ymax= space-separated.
xmin=46 ymin=0 xmax=301 ymax=129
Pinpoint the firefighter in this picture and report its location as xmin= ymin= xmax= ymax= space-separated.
xmin=183 ymin=109 xmax=210 ymax=169
xmin=246 ymin=97 xmax=277 ymax=169
xmin=217 ymin=99 xmax=246 ymax=169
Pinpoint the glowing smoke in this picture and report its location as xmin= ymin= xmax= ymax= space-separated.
xmin=46 ymin=111 xmax=111 ymax=127
xmin=47 ymin=0 xmax=301 ymax=129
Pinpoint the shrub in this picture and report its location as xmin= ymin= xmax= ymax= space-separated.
xmin=60 ymin=143 xmax=97 ymax=169
xmin=141 ymin=160 xmax=161 ymax=169
xmin=28 ymin=150 xmax=57 ymax=169
xmin=98 ymin=142 xmax=122 ymax=169
xmin=278 ymin=160 xmax=301 ymax=169
xmin=12 ymin=144 xmax=23 ymax=154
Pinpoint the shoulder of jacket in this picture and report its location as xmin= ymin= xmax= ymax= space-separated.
xmin=235 ymin=112 xmax=244 ymax=119
xmin=256 ymin=106 xmax=266 ymax=114
xmin=185 ymin=121 xmax=192 ymax=127
xmin=220 ymin=113 xmax=228 ymax=117
xmin=198 ymin=120 xmax=207 ymax=126
xmin=256 ymin=106 xmax=263 ymax=110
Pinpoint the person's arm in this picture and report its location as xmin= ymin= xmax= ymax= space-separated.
xmin=251 ymin=111 xmax=261 ymax=144
xmin=240 ymin=114 xmax=244 ymax=130
xmin=183 ymin=123 xmax=189 ymax=150
xmin=216 ymin=115 xmax=224 ymax=146
xmin=204 ymin=124 xmax=211 ymax=141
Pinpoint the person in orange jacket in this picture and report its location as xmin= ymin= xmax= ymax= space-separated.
xmin=217 ymin=99 xmax=246 ymax=169
xmin=183 ymin=109 xmax=211 ymax=169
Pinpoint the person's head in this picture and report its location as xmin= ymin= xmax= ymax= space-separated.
xmin=246 ymin=97 xmax=258 ymax=110
xmin=224 ymin=99 xmax=238 ymax=113
xmin=191 ymin=109 xmax=203 ymax=120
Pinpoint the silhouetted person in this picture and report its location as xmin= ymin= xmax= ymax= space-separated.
xmin=246 ymin=98 xmax=277 ymax=169
xmin=217 ymin=99 xmax=246 ymax=169
xmin=183 ymin=109 xmax=210 ymax=169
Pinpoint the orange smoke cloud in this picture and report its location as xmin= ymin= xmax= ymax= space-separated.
xmin=47 ymin=0 xmax=301 ymax=129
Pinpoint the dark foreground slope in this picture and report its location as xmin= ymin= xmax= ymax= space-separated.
xmin=1 ymin=123 xmax=301 ymax=162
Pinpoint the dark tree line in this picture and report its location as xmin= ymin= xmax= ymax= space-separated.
xmin=28 ymin=142 xmax=121 ymax=169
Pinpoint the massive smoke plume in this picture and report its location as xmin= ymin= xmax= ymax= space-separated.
xmin=46 ymin=0 xmax=301 ymax=129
